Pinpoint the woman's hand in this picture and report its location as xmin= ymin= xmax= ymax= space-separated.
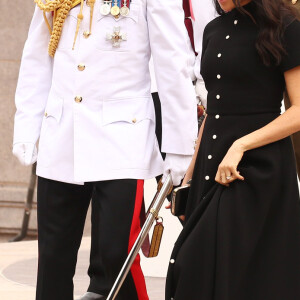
xmin=165 ymin=176 xmax=190 ymax=221
xmin=165 ymin=201 xmax=185 ymax=221
xmin=215 ymin=141 xmax=245 ymax=186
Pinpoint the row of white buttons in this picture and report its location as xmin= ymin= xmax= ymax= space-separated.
xmin=215 ymin=20 xmax=238 ymax=97
xmin=206 ymin=19 xmax=239 ymax=180
xmin=205 ymin=133 xmax=216 ymax=180
xmin=206 ymin=21 xmax=238 ymax=181
xmin=169 ymin=257 xmax=175 ymax=300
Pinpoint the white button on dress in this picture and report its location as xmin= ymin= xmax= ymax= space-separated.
xmin=213 ymin=135 xmax=217 ymax=139
xmin=205 ymin=176 xmax=210 ymax=180
xmin=216 ymin=95 xmax=221 ymax=99
xmin=226 ymin=35 xmax=230 ymax=39
xmin=215 ymin=114 xmax=220 ymax=119
xmin=208 ymin=155 xmax=212 ymax=160
xmin=234 ymin=20 xmax=238 ymax=25
xmin=218 ymin=53 xmax=222 ymax=58
xmin=217 ymin=74 xmax=221 ymax=79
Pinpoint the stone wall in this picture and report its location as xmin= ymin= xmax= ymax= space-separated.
xmin=0 ymin=1 xmax=37 ymax=235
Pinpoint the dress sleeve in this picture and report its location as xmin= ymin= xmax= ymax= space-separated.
xmin=280 ymin=19 xmax=300 ymax=72
xmin=200 ymin=23 xmax=210 ymax=77
xmin=201 ymin=25 xmax=209 ymax=61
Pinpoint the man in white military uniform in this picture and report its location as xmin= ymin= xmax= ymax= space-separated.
xmin=13 ymin=0 xmax=197 ymax=299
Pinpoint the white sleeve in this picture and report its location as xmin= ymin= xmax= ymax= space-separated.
xmin=191 ymin=0 xmax=216 ymax=80
xmin=186 ymin=27 xmax=197 ymax=81
xmin=149 ymin=57 xmax=158 ymax=93
xmin=147 ymin=0 xmax=198 ymax=155
xmin=14 ymin=6 xmax=53 ymax=145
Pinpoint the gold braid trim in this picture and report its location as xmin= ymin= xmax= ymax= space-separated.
xmin=35 ymin=0 xmax=74 ymax=57
xmin=35 ymin=0 xmax=95 ymax=57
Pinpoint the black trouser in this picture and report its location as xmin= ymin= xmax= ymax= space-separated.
xmin=36 ymin=177 xmax=148 ymax=300
xmin=152 ymin=92 xmax=165 ymax=160
xmin=87 ymin=93 xmax=164 ymax=297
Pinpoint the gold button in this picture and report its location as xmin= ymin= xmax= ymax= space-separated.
xmin=75 ymin=96 xmax=83 ymax=103
xmin=132 ymin=118 xmax=137 ymax=123
xmin=77 ymin=64 xmax=85 ymax=71
xmin=83 ymin=31 xmax=91 ymax=38
xmin=44 ymin=112 xmax=48 ymax=117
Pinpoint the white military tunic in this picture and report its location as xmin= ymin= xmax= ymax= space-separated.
xmin=14 ymin=0 xmax=198 ymax=184
xmin=190 ymin=0 xmax=217 ymax=80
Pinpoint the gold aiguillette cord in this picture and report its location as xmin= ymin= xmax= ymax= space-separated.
xmin=72 ymin=0 xmax=84 ymax=50
xmin=72 ymin=0 xmax=96 ymax=50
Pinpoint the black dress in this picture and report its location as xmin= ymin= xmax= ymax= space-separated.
xmin=166 ymin=3 xmax=300 ymax=300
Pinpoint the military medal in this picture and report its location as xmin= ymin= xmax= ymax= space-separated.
xmin=100 ymin=1 xmax=111 ymax=15
xmin=106 ymin=26 xmax=127 ymax=47
xmin=120 ymin=0 xmax=130 ymax=16
xmin=111 ymin=0 xmax=120 ymax=16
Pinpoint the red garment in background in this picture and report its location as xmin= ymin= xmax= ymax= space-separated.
xmin=183 ymin=0 xmax=196 ymax=53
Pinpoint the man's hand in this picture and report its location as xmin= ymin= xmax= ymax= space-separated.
xmin=162 ymin=154 xmax=192 ymax=187
xmin=195 ymin=79 xmax=208 ymax=109
xmin=13 ymin=143 xmax=38 ymax=166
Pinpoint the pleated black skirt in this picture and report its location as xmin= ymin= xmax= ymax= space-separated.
xmin=165 ymin=113 xmax=300 ymax=300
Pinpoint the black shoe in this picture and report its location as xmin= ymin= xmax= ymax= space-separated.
xmin=77 ymin=292 xmax=106 ymax=300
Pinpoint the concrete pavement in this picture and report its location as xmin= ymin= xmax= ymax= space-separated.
xmin=0 ymin=237 xmax=165 ymax=300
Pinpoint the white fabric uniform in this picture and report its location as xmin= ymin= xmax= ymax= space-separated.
xmin=190 ymin=0 xmax=217 ymax=80
xmin=14 ymin=0 xmax=198 ymax=185
xmin=149 ymin=26 xmax=195 ymax=93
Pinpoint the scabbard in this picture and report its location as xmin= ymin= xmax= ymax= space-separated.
xmin=106 ymin=175 xmax=173 ymax=300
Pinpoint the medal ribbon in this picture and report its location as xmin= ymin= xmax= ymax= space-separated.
xmin=121 ymin=0 xmax=130 ymax=9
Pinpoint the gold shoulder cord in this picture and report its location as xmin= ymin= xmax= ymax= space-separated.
xmin=35 ymin=0 xmax=96 ymax=57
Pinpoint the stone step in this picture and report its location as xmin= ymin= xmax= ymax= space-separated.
xmin=0 ymin=183 xmax=92 ymax=237
xmin=0 ymin=185 xmax=37 ymax=235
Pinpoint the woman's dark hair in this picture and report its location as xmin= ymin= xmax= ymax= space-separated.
xmin=213 ymin=0 xmax=300 ymax=66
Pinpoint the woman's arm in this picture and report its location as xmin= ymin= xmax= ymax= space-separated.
xmin=182 ymin=116 xmax=207 ymax=185
xmin=166 ymin=116 xmax=206 ymax=219
xmin=216 ymin=66 xmax=300 ymax=185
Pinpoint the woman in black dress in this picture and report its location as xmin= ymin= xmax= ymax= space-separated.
xmin=166 ymin=0 xmax=300 ymax=299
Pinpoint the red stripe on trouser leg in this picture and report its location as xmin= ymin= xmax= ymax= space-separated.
xmin=128 ymin=180 xmax=149 ymax=300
